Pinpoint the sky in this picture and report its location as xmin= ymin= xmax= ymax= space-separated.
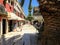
xmin=18 ymin=0 xmax=39 ymax=16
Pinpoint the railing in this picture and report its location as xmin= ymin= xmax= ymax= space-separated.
xmin=0 ymin=4 xmax=7 ymax=16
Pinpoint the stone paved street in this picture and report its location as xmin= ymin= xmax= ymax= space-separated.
xmin=2 ymin=32 xmax=23 ymax=45
xmin=1 ymin=24 xmax=39 ymax=45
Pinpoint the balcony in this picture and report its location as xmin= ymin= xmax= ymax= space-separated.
xmin=0 ymin=4 xmax=7 ymax=16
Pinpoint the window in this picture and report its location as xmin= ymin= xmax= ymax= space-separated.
xmin=8 ymin=0 xmax=10 ymax=3
xmin=11 ymin=1 xmax=14 ymax=5
xmin=13 ymin=9 xmax=16 ymax=14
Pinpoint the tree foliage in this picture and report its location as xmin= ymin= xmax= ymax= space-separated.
xmin=26 ymin=14 xmax=34 ymax=21
xmin=26 ymin=0 xmax=33 ymax=21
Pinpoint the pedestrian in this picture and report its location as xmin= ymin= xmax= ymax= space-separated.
xmin=13 ymin=22 xmax=18 ymax=32
xmin=33 ymin=21 xmax=40 ymax=30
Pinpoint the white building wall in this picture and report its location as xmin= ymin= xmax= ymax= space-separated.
xmin=0 ymin=19 xmax=2 ymax=45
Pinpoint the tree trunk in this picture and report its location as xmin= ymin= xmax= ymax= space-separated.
xmin=38 ymin=0 xmax=60 ymax=45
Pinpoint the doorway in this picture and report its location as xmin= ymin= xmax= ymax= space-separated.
xmin=2 ymin=19 xmax=6 ymax=34
xmin=9 ymin=20 xmax=13 ymax=32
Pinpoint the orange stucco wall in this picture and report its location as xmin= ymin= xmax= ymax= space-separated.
xmin=0 ymin=0 xmax=3 ymax=4
xmin=5 ymin=3 xmax=14 ymax=12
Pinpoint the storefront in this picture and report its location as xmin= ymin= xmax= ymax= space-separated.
xmin=8 ymin=12 xmax=24 ymax=32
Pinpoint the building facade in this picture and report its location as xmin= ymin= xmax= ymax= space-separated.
xmin=0 ymin=0 xmax=25 ymax=35
xmin=0 ymin=0 xmax=25 ymax=45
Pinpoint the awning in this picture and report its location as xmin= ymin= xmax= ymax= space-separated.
xmin=8 ymin=12 xmax=25 ymax=20
xmin=8 ymin=12 xmax=18 ymax=20
xmin=18 ymin=17 xmax=25 ymax=21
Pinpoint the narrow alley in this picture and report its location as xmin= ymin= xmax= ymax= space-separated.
xmin=0 ymin=0 xmax=60 ymax=45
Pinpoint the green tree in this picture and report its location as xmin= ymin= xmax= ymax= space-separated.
xmin=26 ymin=0 xmax=34 ymax=21
xmin=26 ymin=14 xmax=34 ymax=21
